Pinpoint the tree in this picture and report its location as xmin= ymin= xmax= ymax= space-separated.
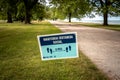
xmin=23 ymin=0 xmax=38 ymax=24
xmin=32 ymin=3 xmax=46 ymax=21
xmin=90 ymin=0 xmax=120 ymax=25
xmin=16 ymin=1 xmax=25 ymax=22
xmin=50 ymin=0 xmax=92 ymax=22
xmin=23 ymin=0 xmax=46 ymax=24
xmin=0 ymin=0 xmax=6 ymax=20
xmin=48 ymin=7 xmax=61 ymax=20
xmin=0 ymin=0 xmax=46 ymax=23
xmin=0 ymin=0 xmax=18 ymax=23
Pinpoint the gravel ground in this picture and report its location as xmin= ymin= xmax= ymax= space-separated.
xmin=50 ymin=21 xmax=120 ymax=80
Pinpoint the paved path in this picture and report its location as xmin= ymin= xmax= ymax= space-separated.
xmin=50 ymin=21 xmax=120 ymax=80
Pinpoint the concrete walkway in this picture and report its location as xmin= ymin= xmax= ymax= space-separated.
xmin=50 ymin=21 xmax=120 ymax=80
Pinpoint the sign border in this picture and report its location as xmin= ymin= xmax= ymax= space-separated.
xmin=37 ymin=32 xmax=79 ymax=61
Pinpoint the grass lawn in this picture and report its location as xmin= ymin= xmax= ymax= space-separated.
xmin=72 ymin=22 xmax=120 ymax=31
xmin=0 ymin=21 xmax=108 ymax=80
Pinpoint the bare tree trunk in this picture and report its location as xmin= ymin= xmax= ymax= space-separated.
xmin=7 ymin=11 xmax=13 ymax=23
xmin=103 ymin=0 xmax=108 ymax=26
xmin=103 ymin=12 xmax=108 ymax=26
xmin=23 ymin=0 xmax=38 ymax=24
xmin=68 ymin=13 xmax=71 ymax=22
xmin=25 ymin=8 xmax=31 ymax=24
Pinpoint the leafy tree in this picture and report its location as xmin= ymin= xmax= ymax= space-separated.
xmin=48 ymin=7 xmax=61 ymax=20
xmin=50 ymin=0 xmax=92 ymax=22
xmin=0 ymin=1 xmax=6 ymax=20
xmin=0 ymin=0 xmax=47 ymax=23
xmin=45 ymin=6 xmax=53 ymax=20
xmin=23 ymin=0 xmax=46 ymax=24
xmin=16 ymin=1 xmax=25 ymax=22
xmin=90 ymin=0 xmax=120 ymax=25
xmin=0 ymin=0 xmax=18 ymax=23
xmin=32 ymin=3 xmax=46 ymax=21
xmin=23 ymin=0 xmax=38 ymax=24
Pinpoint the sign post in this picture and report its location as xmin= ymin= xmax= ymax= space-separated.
xmin=37 ymin=32 xmax=78 ymax=60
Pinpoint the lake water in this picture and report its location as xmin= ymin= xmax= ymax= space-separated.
xmin=64 ymin=17 xmax=120 ymax=25
xmin=79 ymin=20 xmax=120 ymax=25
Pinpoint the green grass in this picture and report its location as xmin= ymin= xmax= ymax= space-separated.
xmin=72 ymin=22 xmax=120 ymax=31
xmin=0 ymin=21 xmax=108 ymax=80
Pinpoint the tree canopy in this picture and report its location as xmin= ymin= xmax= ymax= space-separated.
xmin=90 ymin=0 xmax=120 ymax=25
xmin=50 ymin=0 xmax=93 ymax=22
xmin=0 ymin=0 xmax=120 ymax=25
xmin=0 ymin=0 xmax=46 ymax=23
xmin=0 ymin=0 xmax=18 ymax=23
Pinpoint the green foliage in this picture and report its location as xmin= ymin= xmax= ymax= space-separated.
xmin=32 ymin=3 xmax=46 ymax=21
xmin=90 ymin=0 xmax=120 ymax=16
xmin=90 ymin=0 xmax=120 ymax=25
xmin=0 ymin=0 xmax=47 ymax=23
xmin=48 ymin=7 xmax=66 ymax=20
xmin=50 ymin=0 xmax=92 ymax=20
xmin=0 ymin=0 xmax=6 ymax=20
xmin=0 ymin=0 xmax=18 ymax=22
xmin=16 ymin=1 xmax=25 ymax=22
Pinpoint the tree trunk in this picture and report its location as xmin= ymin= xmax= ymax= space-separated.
xmin=103 ymin=12 xmax=108 ymax=26
xmin=7 ymin=11 xmax=13 ymax=23
xmin=23 ymin=0 xmax=38 ymax=24
xmin=25 ymin=8 xmax=31 ymax=24
xmin=68 ymin=13 xmax=71 ymax=22
xmin=103 ymin=0 xmax=108 ymax=26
